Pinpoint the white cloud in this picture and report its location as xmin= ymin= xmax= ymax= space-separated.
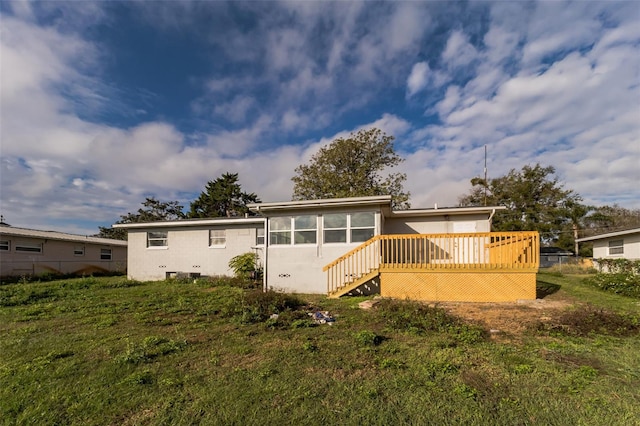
xmin=441 ymin=30 xmax=479 ymax=69
xmin=406 ymin=62 xmax=430 ymax=97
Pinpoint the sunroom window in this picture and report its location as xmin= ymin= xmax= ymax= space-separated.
xmin=270 ymin=217 xmax=292 ymax=245
xmin=350 ymin=212 xmax=375 ymax=242
xmin=294 ymin=215 xmax=317 ymax=244
xmin=323 ymin=213 xmax=348 ymax=243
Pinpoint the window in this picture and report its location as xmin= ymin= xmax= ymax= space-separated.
xmin=0 ymin=240 xmax=9 ymax=251
xmin=350 ymin=212 xmax=375 ymax=242
xmin=270 ymin=217 xmax=292 ymax=245
xmin=100 ymin=249 xmax=112 ymax=260
xmin=324 ymin=212 xmax=375 ymax=244
xmin=15 ymin=242 xmax=42 ymax=253
xmin=147 ymin=231 xmax=168 ymax=247
xmin=256 ymin=227 xmax=265 ymax=246
xmin=74 ymin=246 xmax=85 ymax=256
xmin=294 ymin=215 xmax=317 ymax=244
xmin=324 ymin=213 xmax=348 ymax=243
xmin=270 ymin=216 xmax=318 ymax=245
xmin=209 ymin=229 xmax=226 ymax=247
xmin=609 ymin=239 xmax=624 ymax=255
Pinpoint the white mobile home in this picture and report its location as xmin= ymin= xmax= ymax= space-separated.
xmin=115 ymin=196 xmax=539 ymax=302
xmin=0 ymin=225 xmax=127 ymax=278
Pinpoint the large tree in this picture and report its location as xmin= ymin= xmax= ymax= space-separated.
xmin=459 ymin=164 xmax=586 ymax=247
xmin=189 ymin=172 xmax=260 ymax=218
xmin=97 ymin=197 xmax=186 ymax=240
xmin=291 ymin=128 xmax=410 ymax=209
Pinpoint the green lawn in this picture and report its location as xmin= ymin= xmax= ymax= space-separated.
xmin=1 ymin=273 xmax=639 ymax=425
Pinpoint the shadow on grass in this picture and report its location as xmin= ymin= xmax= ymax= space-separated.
xmin=536 ymin=279 xmax=561 ymax=299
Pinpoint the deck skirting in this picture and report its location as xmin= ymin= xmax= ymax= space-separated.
xmin=379 ymin=270 xmax=537 ymax=302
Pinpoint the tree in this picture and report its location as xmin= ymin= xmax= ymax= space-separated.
xmin=459 ymin=164 xmax=586 ymax=247
xmin=97 ymin=197 xmax=186 ymax=240
xmin=291 ymin=128 xmax=410 ymax=209
xmin=189 ymin=172 xmax=260 ymax=218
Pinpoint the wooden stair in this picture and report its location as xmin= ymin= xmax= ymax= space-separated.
xmin=327 ymin=270 xmax=380 ymax=298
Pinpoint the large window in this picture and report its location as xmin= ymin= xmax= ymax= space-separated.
xmin=15 ymin=242 xmax=42 ymax=253
xmin=270 ymin=215 xmax=317 ymax=245
xmin=609 ymin=239 xmax=624 ymax=255
xmin=209 ymin=229 xmax=226 ymax=247
xmin=0 ymin=240 xmax=9 ymax=251
xmin=147 ymin=231 xmax=168 ymax=247
xmin=100 ymin=248 xmax=112 ymax=260
xmin=294 ymin=215 xmax=317 ymax=244
xmin=324 ymin=212 xmax=375 ymax=244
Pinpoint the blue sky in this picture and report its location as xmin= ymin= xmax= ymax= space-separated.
xmin=1 ymin=1 xmax=639 ymax=235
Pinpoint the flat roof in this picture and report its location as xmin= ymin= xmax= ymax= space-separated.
xmin=0 ymin=226 xmax=128 ymax=246
xmin=576 ymin=227 xmax=640 ymax=243
xmin=388 ymin=205 xmax=506 ymax=218
xmin=248 ymin=195 xmax=393 ymax=214
xmin=113 ymin=217 xmax=265 ymax=229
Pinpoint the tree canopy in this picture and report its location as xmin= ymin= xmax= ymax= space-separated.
xmin=188 ymin=172 xmax=260 ymax=218
xmin=291 ymin=128 xmax=410 ymax=209
xmin=97 ymin=197 xmax=186 ymax=240
xmin=459 ymin=164 xmax=586 ymax=248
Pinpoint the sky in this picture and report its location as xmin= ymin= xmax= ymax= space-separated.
xmin=1 ymin=0 xmax=639 ymax=236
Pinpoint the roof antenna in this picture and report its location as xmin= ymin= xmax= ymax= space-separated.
xmin=483 ymin=144 xmax=488 ymax=207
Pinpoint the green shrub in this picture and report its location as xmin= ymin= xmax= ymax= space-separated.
xmin=228 ymin=252 xmax=262 ymax=279
xmin=586 ymin=259 xmax=640 ymax=298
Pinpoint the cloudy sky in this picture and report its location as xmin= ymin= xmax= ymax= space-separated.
xmin=1 ymin=1 xmax=639 ymax=235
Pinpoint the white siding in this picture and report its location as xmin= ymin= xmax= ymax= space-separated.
xmin=592 ymin=233 xmax=640 ymax=260
xmin=384 ymin=213 xmax=491 ymax=234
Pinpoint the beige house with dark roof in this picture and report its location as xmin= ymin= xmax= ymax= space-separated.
xmin=0 ymin=225 xmax=127 ymax=278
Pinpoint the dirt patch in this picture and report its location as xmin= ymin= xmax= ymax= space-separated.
xmin=438 ymin=299 xmax=574 ymax=338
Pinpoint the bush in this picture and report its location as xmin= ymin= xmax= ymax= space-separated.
xmin=222 ymin=289 xmax=306 ymax=324
xmin=586 ymin=259 xmax=640 ymax=298
xmin=228 ymin=252 xmax=262 ymax=280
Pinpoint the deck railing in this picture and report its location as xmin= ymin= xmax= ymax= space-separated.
xmin=324 ymin=232 xmax=539 ymax=295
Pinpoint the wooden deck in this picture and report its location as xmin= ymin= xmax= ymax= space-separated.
xmin=324 ymin=232 xmax=539 ymax=302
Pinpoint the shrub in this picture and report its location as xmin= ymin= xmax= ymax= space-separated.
xmin=586 ymin=259 xmax=640 ymax=298
xmin=228 ymin=252 xmax=262 ymax=280
xmin=222 ymin=289 xmax=305 ymax=324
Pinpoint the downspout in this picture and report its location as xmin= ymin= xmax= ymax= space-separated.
xmin=488 ymin=208 xmax=496 ymax=231
xmin=258 ymin=206 xmax=268 ymax=292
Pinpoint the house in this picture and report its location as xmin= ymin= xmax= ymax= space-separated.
xmin=0 ymin=224 xmax=127 ymax=278
xmin=115 ymin=195 xmax=540 ymax=303
xmin=539 ymin=247 xmax=574 ymax=268
xmin=576 ymin=228 xmax=640 ymax=265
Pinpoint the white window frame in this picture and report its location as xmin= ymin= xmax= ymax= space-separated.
xmin=270 ymin=216 xmax=318 ymax=246
xmin=269 ymin=217 xmax=292 ymax=245
xmin=293 ymin=215 xmax=317 ymax=245
xmin=323 ymin=212 xmax=376 ymax=244
xmin=0 ymin=240 xmax=9 ymax=251
xmin=74 ymin=245 xmax=85 ymax=256
xmin=147 ymin=231 xmax=168 ymax=248
xmin=209 ymin=229 xmax=226 ymax=248
xmin=256 ymin=227 xmax=265 ymax=246
xmin=609 ymin=239 xmax=624 ymax=255
xmin=100 ymin=248 xmax=112 ymax=260
xmin=15 ymin=241 xmax=42 ymax=253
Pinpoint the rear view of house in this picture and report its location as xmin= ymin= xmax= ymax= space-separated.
xmin=0 ymin=224 xmax=127 ymax=278
xmin=115 ymin=195 xmax=539 ymax=303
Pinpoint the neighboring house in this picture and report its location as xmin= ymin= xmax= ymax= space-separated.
xmin=576 ymin=228 xmax=640 ymax=265
xmin=115 ymin=195 xmax=540 ymax=303
xmin=0 ymin=225 xmax=127 ymax=278
xmin=539 ymin=247 xmax=574 ymax=268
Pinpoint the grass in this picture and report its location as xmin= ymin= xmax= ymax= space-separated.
xmin=1 ymin=273 xmax=639 ymax=425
